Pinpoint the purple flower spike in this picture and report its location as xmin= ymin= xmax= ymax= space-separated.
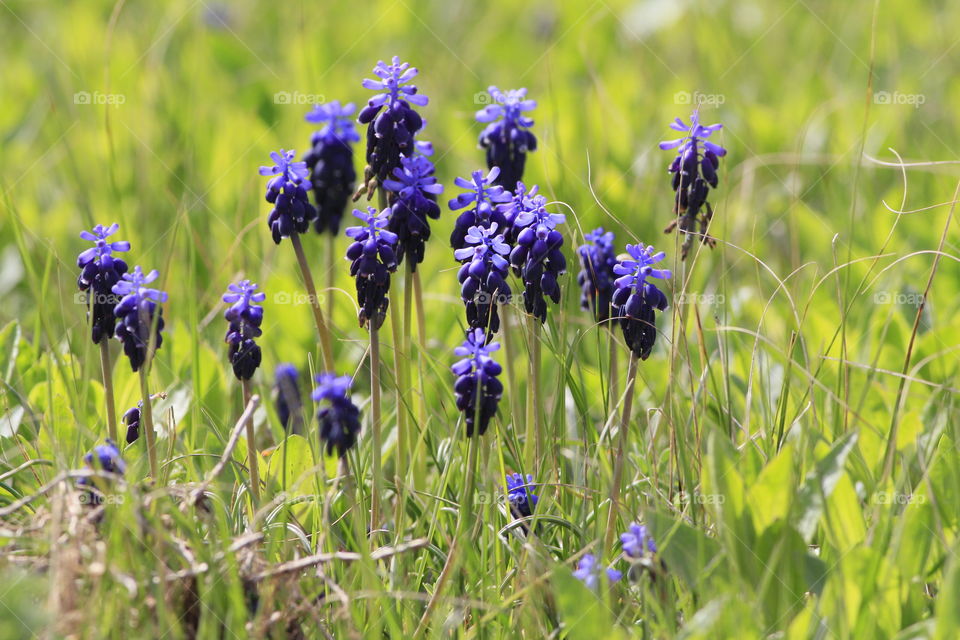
xmin=275 ymin=364 xmax=302 ymax=433
xmin=260 ymin=148 xmax=317 ymax=244
xmin=77 ymin=223 xmax=130 ymax=344
xmin=448 ymin=167 xmax=512 ymax=249
xmin=506 ymin=472 xmax=538 ymax=519
xmin=222 ymin=280 xmax=265 ymax=380
xmin=455 ymin=223 xmax=512 ymax=338
xmin=112 ymin=266 xmax=167 ymax=372
xmin=476 ymin=86 xmax=537 ymax=189
xmin=611 ymin=243 xmax=671 ymax=360
xmin=576 ymin=228 xmax=618 ymax=324
xmin=312 ymin=373 xmax=362 ymax=457
xmin=621 ymin=522 xmax=658 ymax=558
xmin=572 ymin=554 xmax=622 ymax=590
xmin=451 ymin=328 xmax=503 ymax=437
xmin=382 ymin=154 xmax=443 ymax=270
xmin=507 ymin=193 xmax=567 ymax=324
xmin=345 ymin=207 xmax=398 ymax=330
xmin=303 ymin=102 xmax=359 ymax=235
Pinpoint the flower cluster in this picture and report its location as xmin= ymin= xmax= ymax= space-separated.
xmin=77 ymin=224 xmax=130 ymax=344
xmin=621 ymin=522 xmax=657 ymax=558
xmin=77 ymin=439 xmax=126 ymax=505
xmin=454 ymin=224 xmax=512 ymax=337
xmin=451 ymin=328 xmax=504 ymax=437
xmin=382 ymin=153 xmax=443 ymax=269
xmin=448 ymin=167 xmax=511 ymax=250
xmin=222 ymin=280 xmax=265 ymax=380
xmin=498 ymin=181 xmax=537 ymax=244
xmin=573 ymin=554 xmax=622 ymax=590
xmin=505 ymin=472 xmax=538 ymax=519
xmin=313 ymin=374 xmax=362 ymax=457
xmin=122 ymin=404 xmax=141 ymax=444
xmin=112 ymin=266 xmax=167 ymax=371
xmin=659 ymin=110 xmax=727 ymax=258
xmin=358 ymin=56 xmax=428 ymax=189
xmin=576 ymin=228 xmax=618 ymax=324
xmin=260 ymin=149 xmax=318 ymax=244
xmin=345 ymin=207 xmax=398 ymax=330
xmin=612 ymin=244 xmax=671 ymax=360
xmin=274 ymin=364 xmax=302 ymax=433
xmin=476 ymin=87 xmax=537 ymax=189
xmin=303 ymin=101 xmax=359 ymax=235
xmin=508 ymin=194 xmax=567 ymax=323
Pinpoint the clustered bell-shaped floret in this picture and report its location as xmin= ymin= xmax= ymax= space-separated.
xmin=260 ymin=149 xmax=318 ymax=244
xmin=312 ymin=373 xmax=362 ymax=457
xmin=505 ymin=472 xmax=538 ymax=520
xmin=476 ymin=87 xmax=538 ymax=189
xmin=448 ymin=167 xmax=512 ymax=250
xmin=451 ymin=328 xmax=504 ymax=437
xmin=621 ymin=522 xmax=658 ymax=558
xmin=382 ymin=153 xmax=443 ymax=269
xmin=274 ymin=364 xmax=302 ymax=433
xmin=576 ymin=228 xmax=618 ymax=324
xmin=112 ymin=266 xmax=167 ymax=372
xmin=345 ymin=207 xmax=398 ymax=330
xmin=508 ymin=194 xmax=567 ymax=323
xmin=611 ymin=244 xmax=671 ymax=360
xmin=77 ymin=439 xmax=126 ymax=506
xmin=77 ymin=223 xmax=130 ymax=344
xmin=222 ymin=280 xmax=265 ymax=380
xmin=122 ymin=404 xmax=141 ymax=444
xmin=454 ymin=224 xmax=512 ymax=338
xmin=303 ymin=102 xmax=359 ymax=235
xmin=572 ymin=553 xmax=622 ymax=590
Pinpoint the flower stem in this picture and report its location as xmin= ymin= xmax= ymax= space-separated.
xmin=607 ymin=330 xmax=619 ymax=421
xmin=99 ymin=341 xmax=118 ymax=443
xmin=605 ymin=352 xmax=639 ymax=551
xmin=138 ymin=368 xmax=158 ymax=481
xmin=325 ymin=232 xmax=336 ymax=327
xmin=411 ymin=269 xmax=428 ymax=491
xmin=242 ymin=379 xmax=261 ymax=504
xmin=369 ymin=324 xmax=382 ymax=532
xmin=523 ymin=316 xmax=542 ymax=475
xmin=290 ymin=232 xmax=335 ymax=371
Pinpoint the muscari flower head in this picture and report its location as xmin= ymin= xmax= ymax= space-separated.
xmin=274 ymin=363 xmax=302 ymax=433
xmin=497 ymin=181 xmax=538 ymax=244
xmin=659 ymin=109 xmax=727 ymax=257
xmin=312 ymin=373 xmax=362 ymax=457
xmin=382 ymin=153 xmax=443 ymax=270
xmin=260 ymin=149 xmax=317 ymax=244
xmin=612 ymin=244 xmax=671 ymax=360
xmin=345 ymin=207 xmax=398 ymax=330
xmin=572 ymin=553 xmax=622 ymax=590
xmin=448 ymin=167 xmax=512 ymax=249
xmin=303 ymin=102 xmax=359 ymax=236
xmin=451 ymin=328 xmax=504 ymax=437
xmin=112 ymin=266 xmax=167 ymax=372
xmin=454 ymin=223 xmax=512 ymax=338
xmin=77 ymin=223 xmax=130 ymax=344
xmin=122 ymin=403 xmax=141 ymax=444
xmin=358 ymin=56 xmax=428 ymax=188
xmin=576 ymin=228 xmax=618 ymax=324
xmin=505 ymin=472 xmax=538 ymax=519
xmin=476 ymin=87 xmax=537 ymax=189
xmin=77 ymin=439 xmax=126 ymax=505
xmin=222 ymin=280 xmax=264 ymax=380
xmin=621 ymin=522 xmax=657 ymax=558
xmin=508 ymin=194 xmax=567 ymax=323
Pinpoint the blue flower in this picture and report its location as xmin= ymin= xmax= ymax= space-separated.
xmin=451 ymin=328 xmax=504 ymax=437
xmin=448 ymin=167 xmax=512 ymax=249
xmin=77 ymin=223 xmax=130 ymax=344
xmin=454 ymin=223 xmax=512 ymax=337
xmin=576 ymin=228 xmax=618 ymax=324
xmin=274 ymin=364 xmax=302 ymax=433
xmin=659 ymin=110 xmax=727 ymax=257
xmin=260 ymin=149 xmax=318 ymax=244
xmin=621 ymin=522 xmax=657 ymax=558
xmin=572 ymin=554 xmax=622 ymax=590
xmin=382 ymin=153 xmax=443 ymax=269
xmin=312 ymin=373 xmax=362 ymax=456
xmin=222 ymin=280 xmax=265 ymax=380
xmin=505 ymin=472 xmax=538 ymax=519
xmin=78 ymin=439 xmax=126 ymax=506
xmin=112 ymin=266 xmax=167 ymax=371
xmin=476 ymin=87 xmax=537 ymax=189
xmin=358 ymin=56 xmax=428 ymax=188
xmin=611 ymin=244 xmax=671 ymax=360
xmin=303 ymin=102 xmax=359 ymax=235
xmin=497 ymin=180 xmax=538 ymax=244
xmin=508 ymin=194 xmax=567 ymax=323
xmin=345 ymin=207 xmax=399 ymax=329
xmin=122 ymin=404 xmax=141 ymax=444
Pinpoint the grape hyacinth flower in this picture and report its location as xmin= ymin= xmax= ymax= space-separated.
xmin=112 ymin=266 xmax=167 ymax=372
xmin=122 ymin=404 xmax=141 ymax=444
xmin=508 ymin=194 xmax=567 ymax=323
xmin=611 ymin=244 xmax=671 ymax=360
xmin=358 ymin=56 xmax=428 ymax=191
xmin=659 ymin=109 xmax=727 ymax=258
xmin=313 ymin=374 xmax=362 ymax=457
xmin=448 ymin=167 xmax=511 ymax=250
xmin=345 ymin=207 xmax=399 ymax=329
xmin=274 ymin=364 xmax=302 ymax=433
xmin=573 ymin=554 xmax=622 ymax=590
xmin=77 ymin=439 xmax=126 ymax=506
xmin=77 ymin=224 xmax=130 ymax=343
xmin=451 ymin=328 xmax=504 ymax=437
xmin=497 ymin=181 xmax=537 ymax=244
xmin=454 ymin=224 xmax=512 ymax=337
xmin=303 ymin=102 xmax=359 ymax=235
xmin=222 ymin=280 xmax=265 ymax=380
xmin=382 ymin=153 xmax=443 ymax=269
xmin=621 ymin=522 xmax=657 ymax=558
xmin=505 ymin=472 xmax=538 ymax=519
xmin=576 ymin=228 xmax=618 ymax=324
xmin=476 ymin=87 xmax=537 ymax=189
xmin=260 ymin=149 xmax=318 ymax=244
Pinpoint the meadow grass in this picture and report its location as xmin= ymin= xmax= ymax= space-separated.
xmin=1 ymin=0 xmax=960 ymax=638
